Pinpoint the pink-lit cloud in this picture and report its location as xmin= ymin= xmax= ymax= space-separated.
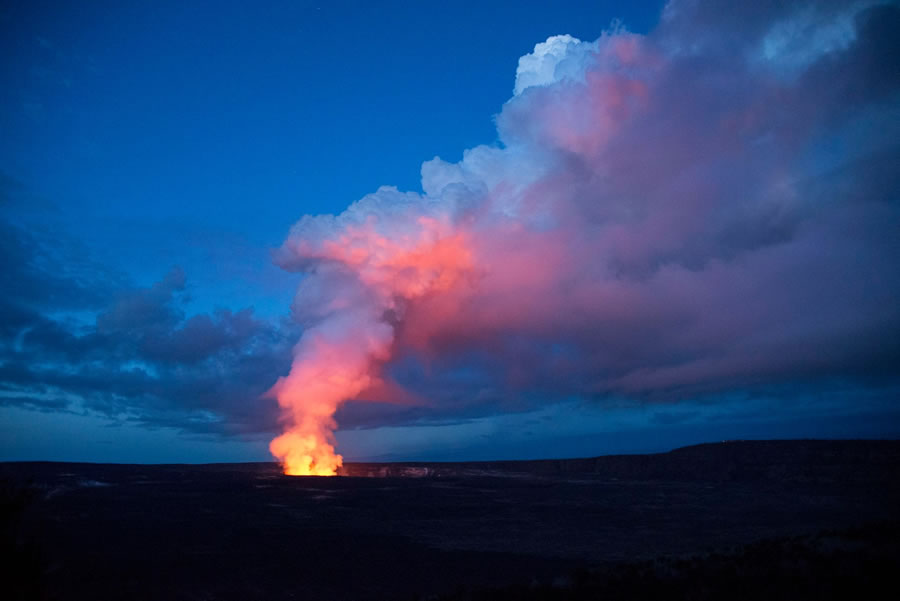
xmin=269 ymin=0 xmax=900 ymax=473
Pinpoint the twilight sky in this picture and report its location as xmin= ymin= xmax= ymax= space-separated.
xmin=1 ymin=0 xmax=898 ymax=464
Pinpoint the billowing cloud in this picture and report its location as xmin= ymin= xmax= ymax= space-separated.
xmin=513 ymin=34 xmax=599 ymax=96
xmin=269 ymin=0 xmax=900 ymax=473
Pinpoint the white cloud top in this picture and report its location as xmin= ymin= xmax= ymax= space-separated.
xmin=513 ymin=34 xmax=597 ymax=95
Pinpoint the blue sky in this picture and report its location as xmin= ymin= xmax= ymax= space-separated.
xmin=1 ymin=0 xmax=898 ymax=464
xmin=1 ymin=0 xmax=663 ymax=313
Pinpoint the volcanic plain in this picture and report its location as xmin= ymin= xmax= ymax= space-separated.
xmin=3 ymin=440 xmax=899 ymax=600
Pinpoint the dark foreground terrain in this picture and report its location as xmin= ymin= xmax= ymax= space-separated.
xmin=3 ymin=440 xmax=899 ymax=600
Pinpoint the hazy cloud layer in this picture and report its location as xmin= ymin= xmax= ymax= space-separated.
xmin=0 ymin=205 xmax=295 ymax=435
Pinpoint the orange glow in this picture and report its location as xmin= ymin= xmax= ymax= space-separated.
xmin=270 ymin=429 xmax=342 ymax=476
xmin=270 ymin=217 xmax=474 ymax=475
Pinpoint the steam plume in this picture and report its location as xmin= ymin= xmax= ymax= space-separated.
xmin=269 ymin=0 xmax=900 ymax=474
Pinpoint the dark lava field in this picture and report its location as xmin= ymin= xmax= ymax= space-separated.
xmin=3 ymin=440 xmax=899 ymax=600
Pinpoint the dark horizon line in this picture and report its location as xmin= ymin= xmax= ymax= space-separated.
xmin=3 ymin=437 xmax=898 ymax=468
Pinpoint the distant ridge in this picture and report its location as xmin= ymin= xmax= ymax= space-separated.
xmin=338 ymin=439 xmax=900 ymax=481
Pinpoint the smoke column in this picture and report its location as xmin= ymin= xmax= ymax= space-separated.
xmin=269 ymin=0 xmax=900 ymax=475
xmin=269 ymin=213 xmax=474 ymax=474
